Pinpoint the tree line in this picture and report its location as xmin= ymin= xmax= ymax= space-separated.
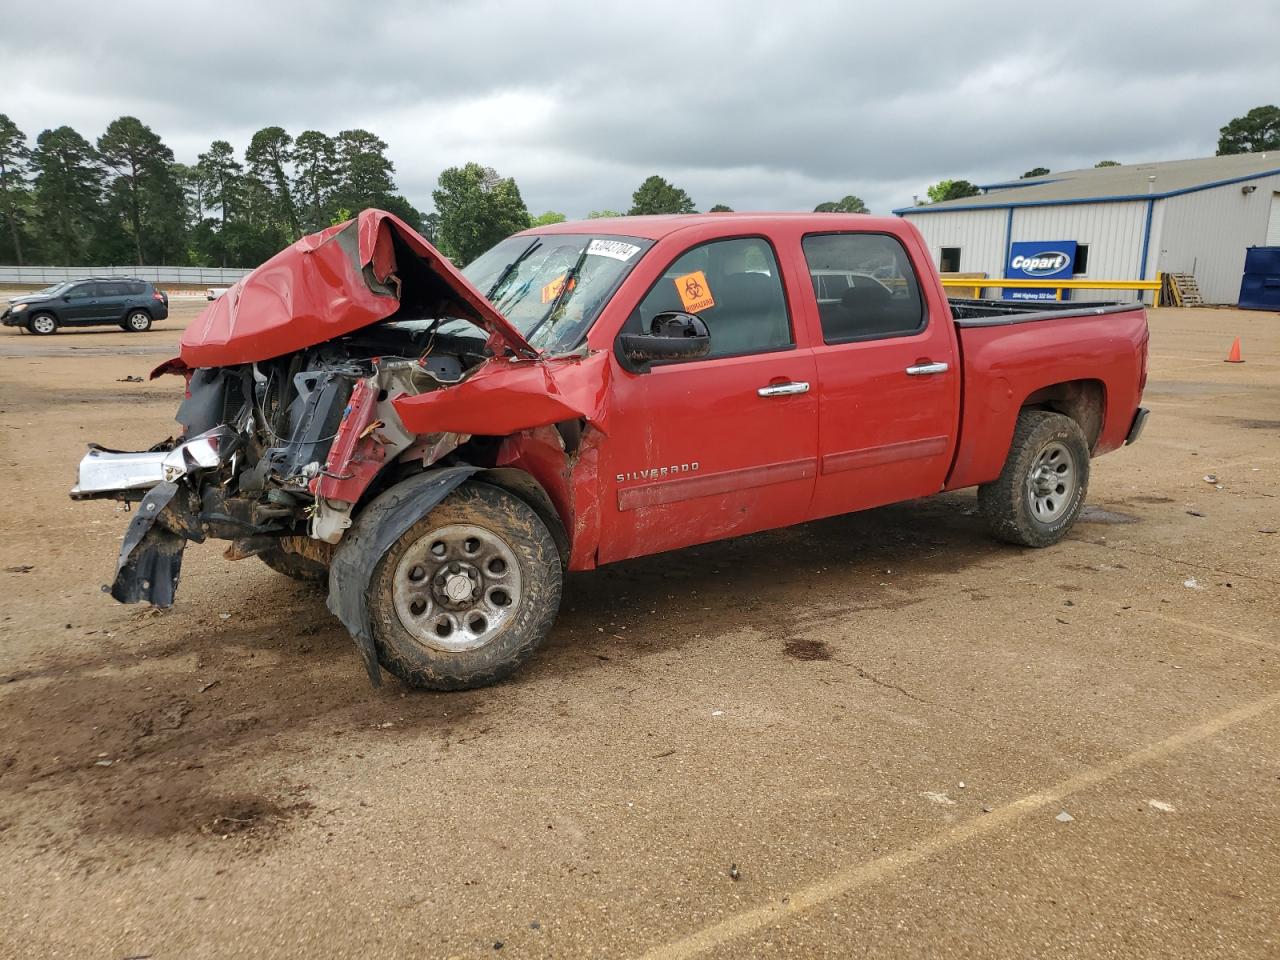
xmin=0 ymin=114 xmax=421 ymax=268
xmin=0 ymin=113 xmax=873 ymax=270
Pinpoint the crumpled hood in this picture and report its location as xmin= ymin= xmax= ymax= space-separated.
xmin=7 ymin=294 xmax=52 ymax=306
xmin=180 ymin=209 xmax=535 ymax=368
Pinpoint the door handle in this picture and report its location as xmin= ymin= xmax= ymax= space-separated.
xmin=905 ymin=362 xmax=949 ymax=376
xmin=757 ymin=381 xmax=810 ymax=397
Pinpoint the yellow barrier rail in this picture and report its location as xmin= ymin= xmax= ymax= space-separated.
xmin=940 ymin=272 xmax=1163 ymax=306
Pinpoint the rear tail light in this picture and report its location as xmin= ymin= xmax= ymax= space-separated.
xmin=152 ymin=291 xmax=164 ymax=301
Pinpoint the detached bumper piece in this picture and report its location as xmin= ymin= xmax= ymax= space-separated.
xmin=71 ymin=427 xmax=241 ymax=607
xmin=71 ymin=426 xmax=240 ymax=500
xmin=1125 ymin=407 xmax=1150 ymax=446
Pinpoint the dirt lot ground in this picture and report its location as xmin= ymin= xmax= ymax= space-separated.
xmin=1 ymin=302 xmax=1277 ymax=959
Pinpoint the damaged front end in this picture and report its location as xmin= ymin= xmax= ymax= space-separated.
xmin=73 ymin=345 xmax=481 ymax=606
xmin=71 ymin=209 xmax=532 ymax=608
xmin=73 ymin=209 xmax=624 ymax=692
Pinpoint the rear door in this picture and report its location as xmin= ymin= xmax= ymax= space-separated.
xmin=96 ymin=281 xmax=132 ymax=321
xmin=598 ymin=235 xmax=818 ymax=563
xmin=801 ymin=231 xmax=961 ymax=520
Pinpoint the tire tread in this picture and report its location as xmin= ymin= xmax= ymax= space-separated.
xmin=369 ymin=481 xmax=562 ymax=691
xmin=978 ymin=409 xmax=1090 ymax=548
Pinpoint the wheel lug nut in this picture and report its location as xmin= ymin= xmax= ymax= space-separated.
xmin=449 ymin=563 xmax=460 ymax=573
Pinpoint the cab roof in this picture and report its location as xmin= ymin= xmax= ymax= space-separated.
xmin=520 ymin=212 xmax=903 ymax=241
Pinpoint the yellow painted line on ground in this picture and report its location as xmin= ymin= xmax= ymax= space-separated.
xmin=1129 ymin=608 xmax=1280 ymax=653
xmin=637 ymin=690 xmax=1280 ymax=960
xmin=1152 ymin=363 xmax=1252 ymax=374
xmin=1217 ymin=453 xmax=1280 ymax=469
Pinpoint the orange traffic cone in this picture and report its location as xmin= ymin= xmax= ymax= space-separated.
xmin=1225 ymin=337 xmax=1245 ymax=363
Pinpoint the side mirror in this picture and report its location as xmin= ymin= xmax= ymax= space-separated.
xmin=619 ymin=311 xmax=711 ymax=371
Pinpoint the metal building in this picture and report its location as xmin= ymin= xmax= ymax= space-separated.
xmin=895 ymin=154 xmax=1280 ymax=304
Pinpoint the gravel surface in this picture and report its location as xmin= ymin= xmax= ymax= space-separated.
xmin=1 ymin=303 xmax=1277 ymax=959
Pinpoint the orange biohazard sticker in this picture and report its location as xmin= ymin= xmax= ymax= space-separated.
xmin=540 ymin=274 xmax=576 ymax=303
xmin=674 ymin=271 xmax=715 ymax=313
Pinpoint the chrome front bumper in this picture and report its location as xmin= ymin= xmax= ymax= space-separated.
xmin=71 ymin=426 xmax=240 ymax=499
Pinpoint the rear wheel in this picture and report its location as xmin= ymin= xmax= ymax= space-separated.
xmin=978 ymin=410 xmax=1089 ymax=548
xmin=367 ymin=481 xmax=562 ymax=691
xmin=123 ymin=309 xmax=152 ymax=332
xmin=28 ymin=313 xmax=57 ymax=335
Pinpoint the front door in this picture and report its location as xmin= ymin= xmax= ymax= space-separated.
xmin=599 ymin=236 xmax=818 ymax=564
xmin=61 ymin=282 xmax=104 ymax=323
xmin=799 ymin=232 xmax=961 ymax=519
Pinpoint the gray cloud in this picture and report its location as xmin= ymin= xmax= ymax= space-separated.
xmin=7 ymin=0 xmax=1279 ymax=217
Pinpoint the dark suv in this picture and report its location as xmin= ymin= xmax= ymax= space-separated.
xmin=2 ymin=278 xmax=170 ymax=335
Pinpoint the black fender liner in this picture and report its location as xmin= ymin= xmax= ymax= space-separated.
xmin=110 ymin=481 xmax=206 ymax=606
xmin=326 ymin=466 xmax=480 ymax=687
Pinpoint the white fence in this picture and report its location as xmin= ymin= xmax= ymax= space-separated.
xmin=0 ymin=265 xmax=253 ymax=285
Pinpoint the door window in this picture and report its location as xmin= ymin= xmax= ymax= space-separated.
xmin=66 ymin=283 xmax=96 ymax=300
xmin=631 ymin=237 xmax=792 ymax=358
xmin=803 ymin=234 xmax=926 ymax=343
xmin=100 ymin=282 xmax=130 ymax=297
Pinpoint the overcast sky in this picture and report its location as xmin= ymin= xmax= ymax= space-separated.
xmin=6 ymin=0 xmax=1279 ymax=218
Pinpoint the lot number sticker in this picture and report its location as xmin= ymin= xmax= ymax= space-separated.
xmin=587 ymin=239 xmax=642 ymax=261
xmin=675 ymin=271 xmax=715 ymax=313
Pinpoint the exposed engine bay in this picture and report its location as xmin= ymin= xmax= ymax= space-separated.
xmin=73 ymin=322 xmax=495 ymax=606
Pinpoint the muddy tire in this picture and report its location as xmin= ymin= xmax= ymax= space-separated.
xmin=28 ymin=313 xmax=58 ymax=335
xmin=978 ymin=410 xmax=1090 ymax=548
xmin=367 ymin=481 xmax=562 ymax=691
xmin=258 ymin=543 xmax=329 ymax=583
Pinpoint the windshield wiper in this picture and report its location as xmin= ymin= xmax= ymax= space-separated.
xmin=484 ymin=239 xmax=542 ymax=300
xmin=527 ymin=246 xmax=590 ymax=342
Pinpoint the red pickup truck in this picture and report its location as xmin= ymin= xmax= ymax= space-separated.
xmin=73 ymin=210 xmax=1149 ymax=690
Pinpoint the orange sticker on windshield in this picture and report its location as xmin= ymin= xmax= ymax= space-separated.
xmin=540 ymin=274 xmax=576 ymax=303
xmin=675 ymin=271 xmax=715 ymax=313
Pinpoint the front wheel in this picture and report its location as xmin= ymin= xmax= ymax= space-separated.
xmin=978 ymin=410 xmax=1090 ymax=548
xmin=122 ymin=310 xmax=152 ymax=332
xmin=28 ymin=313 xmax=58 ymax=335
xmin=367 ymin=481 xmax=562 ymax=690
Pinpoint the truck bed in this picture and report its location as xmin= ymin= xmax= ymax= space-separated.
xmin=948 ymin=297 xmax=1135 ymax=325
xmin=943 ymin=298 xmax=1150 ymax=491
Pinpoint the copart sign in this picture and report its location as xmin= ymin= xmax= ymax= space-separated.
xmin=1005 ymin=240 xmax=1077 ymax=302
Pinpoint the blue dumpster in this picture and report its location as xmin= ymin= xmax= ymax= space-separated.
xmin=1238 ymin=246 xmax=1280 ymax=311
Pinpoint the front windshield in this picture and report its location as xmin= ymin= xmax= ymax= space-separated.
xmin=36 ymin=282 xmax=72 ymax=296
xmin=460 ymin=233 xmax=652 ymax=352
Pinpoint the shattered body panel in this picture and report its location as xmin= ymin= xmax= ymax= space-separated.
xmin=392 ymin=350 xmax=611 ymax=436
xmin=180 ymin=209 xmax=534 ymax=368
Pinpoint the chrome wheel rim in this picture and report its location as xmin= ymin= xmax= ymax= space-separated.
xmin=392 ymin=523 xmax=522 ymax=652
xmin=1026 ymin=441 xmax=1076 ymax=522
xmin=31 ymin=316 xmax=55 ymax=334
xmin=128 ymin=312 xmax=149 ymax=330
